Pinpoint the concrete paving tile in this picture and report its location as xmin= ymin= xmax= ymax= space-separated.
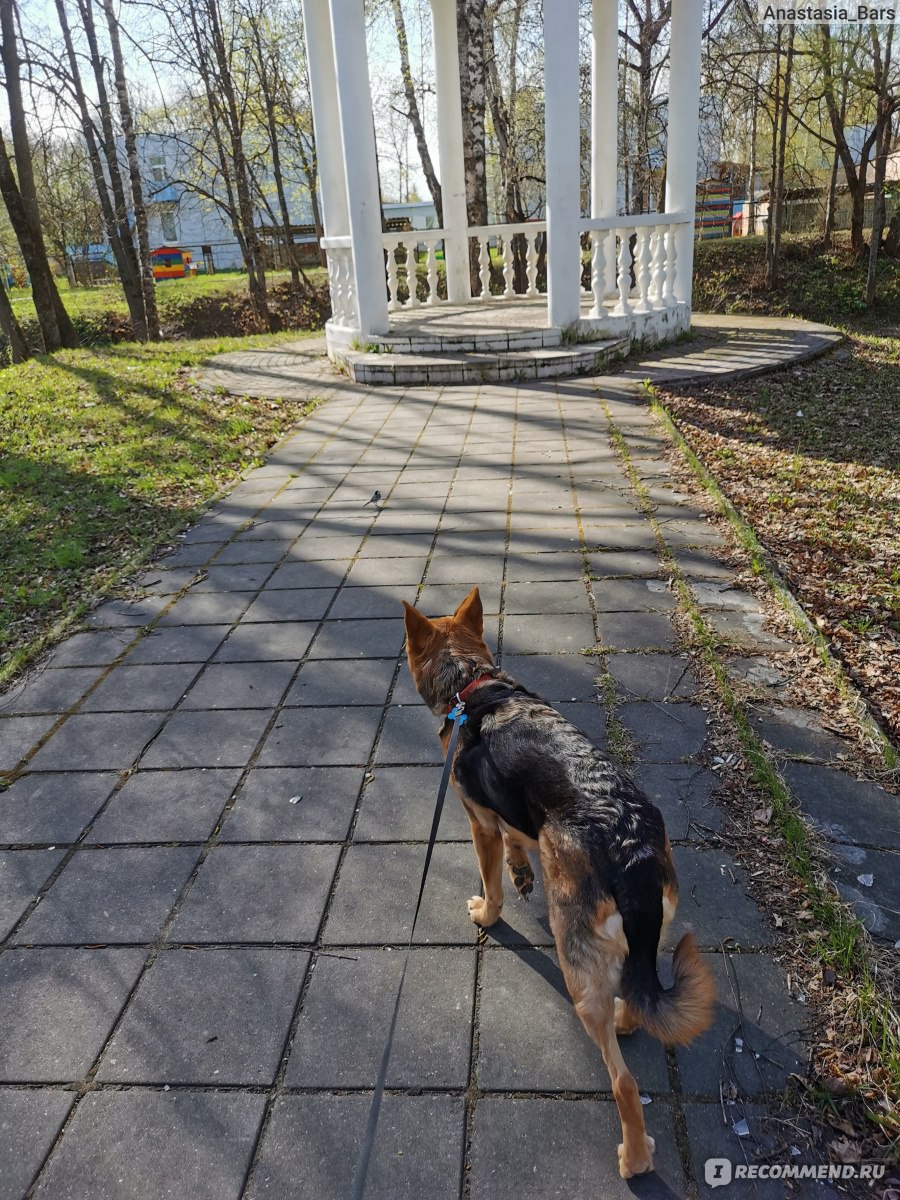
xmin=0 ymin=772 xmax=118 ymax=846
xmin=213 ymin=622 xmax=318 ymax=662
xmin=258 ymin=706 xmax=381 ymax=766
xmin=0 ymin=948 xmax=145 ymax=1080
xmin=504 ymin=580 xmax=592 ymax=614
xmin=691 ymin=583 xmax=762 ymax=612
xmin=675 ymin=550 xmax=736 ymax=581
xmin=596 ymin=611 xmax=676 ymax=650
xmin=265 ymin=560 xmax=352 ymax=589
xmin=470 ymin=1096 xmax=685 ymax=1199
xmin=704 ymin=610 xmax=793 ymax=654
xmin=618 ymin=701 xmax=709 ymax=763
xmin=324 ymin=843 xmax=478 ymax=945
xmin=356 ymin=533 xmax=434 ymax=559
xmin=289 ymin=533 xmax=366 ymax=560
xmin=676 ymin=952 xmax=805 ymax=1098
xmin=507 ymin=529 xmax=582 ymax=555
xmin=781 ymin=762 xmax=900 ymax=849
xmin=607 ymin=653 xmax=697 ymax=702
xmin=33 ymin=1089 xmax=266 ymax=1200
xmin=502 ymin=613 xmax=595 ymax=655
xmin=584 ymin=523 xmax=658 ymax=552
xmin=136 ymin=567 xmax=197 ymax=594
xmin=180 ymin=661 xmax=298 ymax=710
xmin=344 ymin=557 xmax=428 ymax=587
xmin=417 ymin=582 xmax=501 ymax=616
xmin=0 ymin=849 xmax=66 ymax=937
xmin=213 ymin=539 xmax=294 ymax=565
xmin=0 ymin=1088 xmax=73 ymax=1200
xmin=80 ymin=663 xmax=201 ymax=712
xmin=15 ymin=847 xmax=197 ymax=945
xmin=749 ymin=706 xmax=851 ymax=761
xmin=327 ymin=584 xmax=417 ymax=620
xmin=586 ymin=550 xmax=662 ymax=577
xmin=2 ymin=667 xmax=105 ymax=715
xmin=157 ymin=591 xmax=253 ymax=625
xmin=170 ymin=844 xmax=340 ymax=942
xmin=286 ymin=947 xmax=474 ymax=1088
xmin=142 ymin=709 xmax=273 ymax=769
xmin=557 ymin=701 xmax=607 ymax=744
xmin=632 ymin=765 xmax=724 ymax=841
xmin=97 ymin=947 xmax=309 ymax=1084
xmin=669 ymin=847 xmax=772 ymax=950
xmin=190 ymin=564 xmax=274 ymax=592
xmin=0 ymin=715 xmax=58 ymax=772
xmin=85 ymin=597 xmax=170 ymax=630
xmin=26 ymin=712 xmax=165 ymax=772
xmin=828 ymin=843 xmax=900 ymax=942
xmin=375 ymin=705 xmax=443 ymax=765
xmin=123 ymin=625 xmax=231 ymax=664
xmin=220 ymin=767 xmax=362 ymax=841
xmin=284 ymin=659 xmax=396 ymax=707
xmin=307 ymin=618 xmax=405 ymax=660
xmin=424 ymin=554 xmax=506 ymax=585
xmin=500 ymin=654 xmax=602 ymax=701
xmin=86 ymin=769 xmax=241 ymax=844
xmin=593 ymin=578 xmax=677 ymax=612
xmin=478 ymin=947 xmax=669 ymax=1092
xmin=353 ymin=766 xmax=471 ymax=841
xmin=244 ymin=1094 xmax=463 ymax=1200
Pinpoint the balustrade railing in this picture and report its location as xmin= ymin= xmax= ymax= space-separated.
xmin=322 ymin=214 xmax=690 ymax=332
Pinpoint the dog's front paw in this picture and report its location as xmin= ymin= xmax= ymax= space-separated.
xmin=467 ymin=896 xmax=501 ymax=927
xmin=618 ymin=1136 xmax=655 ymax=1179
xmin=614 ymin=997 xmax=640 ymax=1036
xmin=507 ymin=859 xmax=534 ymax=900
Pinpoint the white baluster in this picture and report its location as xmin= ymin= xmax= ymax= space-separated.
xmin=635 ymin=229 xmax=652 ymax=314
xmin=664 ymin=227 xmax=677 ymax=307
xmin=405 ymin=242 xmax=419 ymax=308
xmin=341 ymin=251 xmax=355 ymax=324
xmin=649 ymin=225 xmax=664 ymax=305
xmin=614 ymin=231 xmax=632 ymax=316
xmin=386 ymin=240 xmax=399 ymax=311
xmin=603 ymin=229 xmax=616 ymax=299
xmin=526 ymin=233 xmax=539 ymax=297
xmin=479 ymin=236 xmax=491 ymax=299
xmin=502 ymin=236 xmax=514 ymax=297
xmin=590 ymin=230 xmax=605 ymax=318
xmin=426 ymin=239 xmax=439 ymax=305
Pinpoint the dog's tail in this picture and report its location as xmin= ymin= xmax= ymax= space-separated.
xmin=621 ymin=931 xmax=715 ymax=1046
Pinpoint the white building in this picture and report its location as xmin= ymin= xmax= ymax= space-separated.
xmin=301 ymin=0 xmax=705 ymax=384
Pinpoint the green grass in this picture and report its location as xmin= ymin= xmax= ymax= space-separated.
xmin=0 ymin=332 xmax=322 ymax=682
xmin=8 ymin=268 xmax=328 ymax=325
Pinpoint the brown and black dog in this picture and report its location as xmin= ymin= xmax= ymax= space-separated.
xmin=402 ymin=586 xmax=715 ymax=1179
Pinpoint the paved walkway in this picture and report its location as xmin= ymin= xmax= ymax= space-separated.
xmin=3 ymin=319 xmax=895 ymax=1200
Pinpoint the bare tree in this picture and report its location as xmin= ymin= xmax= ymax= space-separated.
xmin=0 ymin=0 xmax=78 ymax=350
xmin=389 ymin=0 xmax=442 ymax=224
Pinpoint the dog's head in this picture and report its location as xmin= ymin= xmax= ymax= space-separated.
xmin=402 ymin=586 xmax=494 ymax=714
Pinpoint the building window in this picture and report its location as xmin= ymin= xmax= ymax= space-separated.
xmin=149 ymin=154 xmax=166 ymax=182
xmin=160 ymin=211 xmax=178 ymax=242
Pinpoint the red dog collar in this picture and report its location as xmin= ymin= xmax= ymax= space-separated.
xmin=456 ymin=674 xmax=496 ymax=704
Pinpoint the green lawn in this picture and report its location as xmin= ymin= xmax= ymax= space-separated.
xmin=0 ymin=333 xmax=321 ymax=682
xmin=8 ymin=268 xmax=328 ymax=324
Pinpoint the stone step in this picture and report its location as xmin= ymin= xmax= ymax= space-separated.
xmin=338 ymin=337 xmax=632 ymax=386
xmin=338 ymin=325 xmax=565 ymax=355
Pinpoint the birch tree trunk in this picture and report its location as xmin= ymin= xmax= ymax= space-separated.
xmin=100 ymin=0 xmax=160 ymax=340
xmin=458 ymin=0 xmax=488 ymax=291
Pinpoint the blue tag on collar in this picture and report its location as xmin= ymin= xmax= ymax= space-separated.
xmin=448 ymin=704 xmax=468 ymax=724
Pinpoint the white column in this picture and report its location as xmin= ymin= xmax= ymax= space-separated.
xmin=543 ymin=0 xmax=582 ymax=329
xmin=664 ymin=0 xmax=703 ymax=306
xmin=591 ymin=0 xmax=618 ymax=220
xmin=328 ymin=0 xmax=389 ymax=337
xmin=430 ymin=0 xmax=469 ymax=303
xmin=300 ymin=0 xmax=348 ymax=240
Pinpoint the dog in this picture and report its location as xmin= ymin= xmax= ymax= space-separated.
xmin=402 ymin=586 xmax=715 ymax=1179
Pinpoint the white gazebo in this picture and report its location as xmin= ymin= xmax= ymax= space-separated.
xmin=301 ymin=0 xmax=704 ymax=385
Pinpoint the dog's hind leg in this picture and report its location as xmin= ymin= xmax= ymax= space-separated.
xmin=463 ymin=805 xmax=504 ymax=927
xmin=503 ymin=833 xmax=534 ymax=899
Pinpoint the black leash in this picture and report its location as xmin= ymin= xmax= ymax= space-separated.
xmin=350 ymin=701 xmax=468 ymax=1200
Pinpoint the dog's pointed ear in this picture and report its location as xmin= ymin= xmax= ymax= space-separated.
xmin=453 ymin=586 xmax=483 ymax=636
xmin=402 ymin=600 xmax=436 ymax=651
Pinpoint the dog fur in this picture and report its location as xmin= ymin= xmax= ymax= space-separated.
xmin=402 ymin=586 xmax=715 ymax=1180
